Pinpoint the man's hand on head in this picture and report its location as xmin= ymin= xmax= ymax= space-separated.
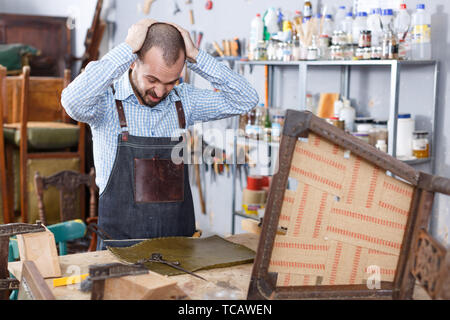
xmin=168 ymin=23 xmax=199 ymax=64
xmin=125 ymin=19 xmax=158 ymax=53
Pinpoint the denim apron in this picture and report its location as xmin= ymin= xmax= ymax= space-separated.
xmin=96 ymin=87 xmax=195 ymax=250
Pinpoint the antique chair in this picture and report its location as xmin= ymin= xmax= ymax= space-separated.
xmin=1 ymin=65 xmax=86 ymax=224
xmin=0 ymin=221 xmax=46 ymax=300
xmin=3 ymin=220 xmax=87 ymax=300
xmin=248 ymin=110 xmax=450 ymax=300
xmin=0 ymin=66 xmax=11 ymax=224
xmin=34 ymin=168 xmax=98 ymax=253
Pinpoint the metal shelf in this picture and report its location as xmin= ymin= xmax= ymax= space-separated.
xmin=231 ymin=58 xmax=439 ymax=235
xmin=234 ymin=211 xmax=260 ymax=221
xmin=236 ymin=59 xmax=437 ymax=67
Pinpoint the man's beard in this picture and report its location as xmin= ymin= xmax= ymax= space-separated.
xmin=129 ymin=71 xmax=169 ymax=107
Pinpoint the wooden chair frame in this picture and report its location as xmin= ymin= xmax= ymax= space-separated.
xmin=0 ymin=66 xmax=11 ymax=223
xmin=15 ymin=66 xmax=85 ymax=223
xmin=34 ymin=168 xmax=97 ymax=226
xmin=0 ymin=221 xmax=46 ymax=300
xmin=247 ymin=110 xmax=450 ymax=300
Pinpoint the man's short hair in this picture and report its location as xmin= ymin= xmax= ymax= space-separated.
xmin=137 ymin=23 xmax=186 ymax=65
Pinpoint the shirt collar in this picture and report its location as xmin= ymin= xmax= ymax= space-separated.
xmin=113 ymin=70 xmax=182 ymax=106
xmin=113 ymin=70 xmax=135 ymax=101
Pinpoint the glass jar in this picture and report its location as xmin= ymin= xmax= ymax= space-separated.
xmin=382 ymin=31 xmax=398 ymax=60
xmin=362 ymin=47 xmax=371 ymax=60
xmin=352 ymin=132 xmax=370 ymax=144
xmin=355 ymin=117 xmax=374 ymax=133
xmin=330 ymin=45 xmax=344 ymax=60
xmin=355 ymin=47 xmax=364 ymax=60
xmin=292 ymin=37 xmax=301 ymax=61
xmin=283 ymin=42 xmax=293 ymax=61
xmin=371 ymin=46 xmax=382 ymax=60
xmin=343 ymin=45 xmax=355 ymax=60
xmin=267 ymin=39 xmax=278 ymax=61
xmin=412 ymin=131 xmax=430 ymax=159
xmin=358 ymin=30 xmax=372 ymax=48
xmin=254 ymin=41 xmax=267 ymax=61
xmin=332 ymin=31 xmax=347 ymax=46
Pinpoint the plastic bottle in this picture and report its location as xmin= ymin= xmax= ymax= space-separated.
xmin=367 ymin=8 xmax=383 ymax=47
xmin=411 ymin=4 xmax=431 ymax=60
xmin=322 ymin=14 xmax=334 ymax=38
xmin=342 ymin=12 xmax=354 ymax=44
xmin=394 ymin=4 xmax=412 ymax=60
xmin=339 ymin=99 xmax=356 ymax=132
xmin=381 ymin=9 xmax=394 ymax=33
xmin=353 ymin=12 xmax=368 ymax=46
xmin=249 ymin=14 xmax=264 ymax=60
xmin=264 ymin=7 xmax=280 ymax=38
xmin=335 ymin=6 xmax=347 ymax=31
xmin=303 ymin=1 xmax=313 ymax=19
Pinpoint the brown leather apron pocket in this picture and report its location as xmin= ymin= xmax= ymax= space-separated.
xmin=134 ymin=158 xmax=184 ymax=203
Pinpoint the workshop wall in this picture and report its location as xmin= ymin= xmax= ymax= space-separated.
xmin=2 ymin=0 xmax=449 ymax=244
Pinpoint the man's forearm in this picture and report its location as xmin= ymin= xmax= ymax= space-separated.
xmin=61 ymin=43 xmax=137 ymax=125
xmin=186 ymin=49 xmax=259 ymax=120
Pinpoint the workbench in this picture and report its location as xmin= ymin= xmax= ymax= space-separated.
xmin=8 ymin=233 xmax=430 ymax=300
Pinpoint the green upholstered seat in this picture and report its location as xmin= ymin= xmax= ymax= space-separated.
xmin=0 ymin=43 xmax=38 ymax=73
xmin=3 ymin=122 xmax=79 ymax=151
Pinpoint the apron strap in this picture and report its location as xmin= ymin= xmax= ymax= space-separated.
xmin=173 ymin=87 xmax=186 ymax=130
xmin=175 ymin=100 xmax=186 ymax=129
xmin=111 ymin=85 xmax=129 ymax=142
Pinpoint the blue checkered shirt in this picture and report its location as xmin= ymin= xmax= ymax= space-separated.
xmin=61 ymin=43 xmax=259 ymax=193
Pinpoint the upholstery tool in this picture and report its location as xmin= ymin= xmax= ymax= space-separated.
xmin=136 ymin=253 xmax=207 ymax=281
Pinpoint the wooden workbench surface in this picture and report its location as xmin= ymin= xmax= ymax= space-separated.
xmin=8 ymin=233 xmax=430 ymax=300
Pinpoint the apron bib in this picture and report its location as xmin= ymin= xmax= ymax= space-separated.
xmin=97 ymin=87 xmax=195 ymax=249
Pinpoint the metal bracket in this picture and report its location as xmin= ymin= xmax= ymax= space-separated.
xmin=0 ymin=278 xmax=20 ymax=291
xmin=0 ymin=221 xmax=45 ymax=237
xmin=89 ymin=263 xmax=148 ymax=281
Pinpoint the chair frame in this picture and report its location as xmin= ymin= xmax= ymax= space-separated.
xmin=0 ymin=66 xmax=11 ymax=223
xmin=247 ymin=110 xmax=450 ymax=300
xmin=0 ymin=221 xmax=46 ymax=300
xmin=19 ymin=66 xmax=86 ymax=223
xmin=34 ymin=168 xmax=97 ymax=226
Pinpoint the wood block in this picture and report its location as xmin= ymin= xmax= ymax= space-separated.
xmin=103 ymin=271 xmax=182 ymax=300
xmin=16 ymin=230 xmax=61 ymax=278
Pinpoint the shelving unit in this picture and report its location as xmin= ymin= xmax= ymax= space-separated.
xmin=230 ymin=59 xmax=439 ymax=235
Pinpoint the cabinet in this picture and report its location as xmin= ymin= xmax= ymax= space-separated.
xmin=230 ymin=59 xmax=439 ymax=234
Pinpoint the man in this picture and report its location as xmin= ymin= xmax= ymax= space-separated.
xmin=61 ymin=19 xmax=258 ymax=249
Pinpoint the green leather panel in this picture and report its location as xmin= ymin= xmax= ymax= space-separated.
xmin=108 ymin=235 xmax=255 ymax=276
xmin=3 ymin=125 xmax=79 ymax=150
xmin=0 ymin=43 xmax=38 ymax=71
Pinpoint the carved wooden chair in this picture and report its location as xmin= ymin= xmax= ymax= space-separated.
xmin=248 ymin=110 xmax=450 ymax=300
xmin=1 ymin=65 xmax=86 ymax=224
xmin=34 ymin=168 xmax=98 ymax=252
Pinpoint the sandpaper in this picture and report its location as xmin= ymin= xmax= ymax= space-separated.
xmin=107 ymin=235 xmax=255 ymax=276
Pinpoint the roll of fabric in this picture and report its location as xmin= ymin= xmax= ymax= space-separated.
xmin=247 ymin=175 xmax=263 ymax=191
xmin=242 ymin=188 xmax=267 ymax=205
xmin=317 ymin=93 xmax=340 ymax=119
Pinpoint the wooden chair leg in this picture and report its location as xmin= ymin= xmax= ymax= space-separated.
xmin=5 ymin=145 xmax=15 ymax=222
xmin=19 ymin=154 xmax=27 ymax=223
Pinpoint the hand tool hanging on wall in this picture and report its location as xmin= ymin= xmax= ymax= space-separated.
xmin=205 ymin=0 xmax=213 ymax=10
xmin=172 ymin=0 xmax=181 ymax=15
xmin=142 ymin=0 xmax=157 ymax=15
xmin=196 ymin=32 xmax=204 ymax=48
xmin=193 ymin=132 xmax=206 ymax=214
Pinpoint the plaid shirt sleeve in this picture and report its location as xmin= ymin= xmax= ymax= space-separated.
xmin=182 ymin=49 xmax=259 ymax=125
xmin=61 ymin=43 xmax=136 ymax=128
